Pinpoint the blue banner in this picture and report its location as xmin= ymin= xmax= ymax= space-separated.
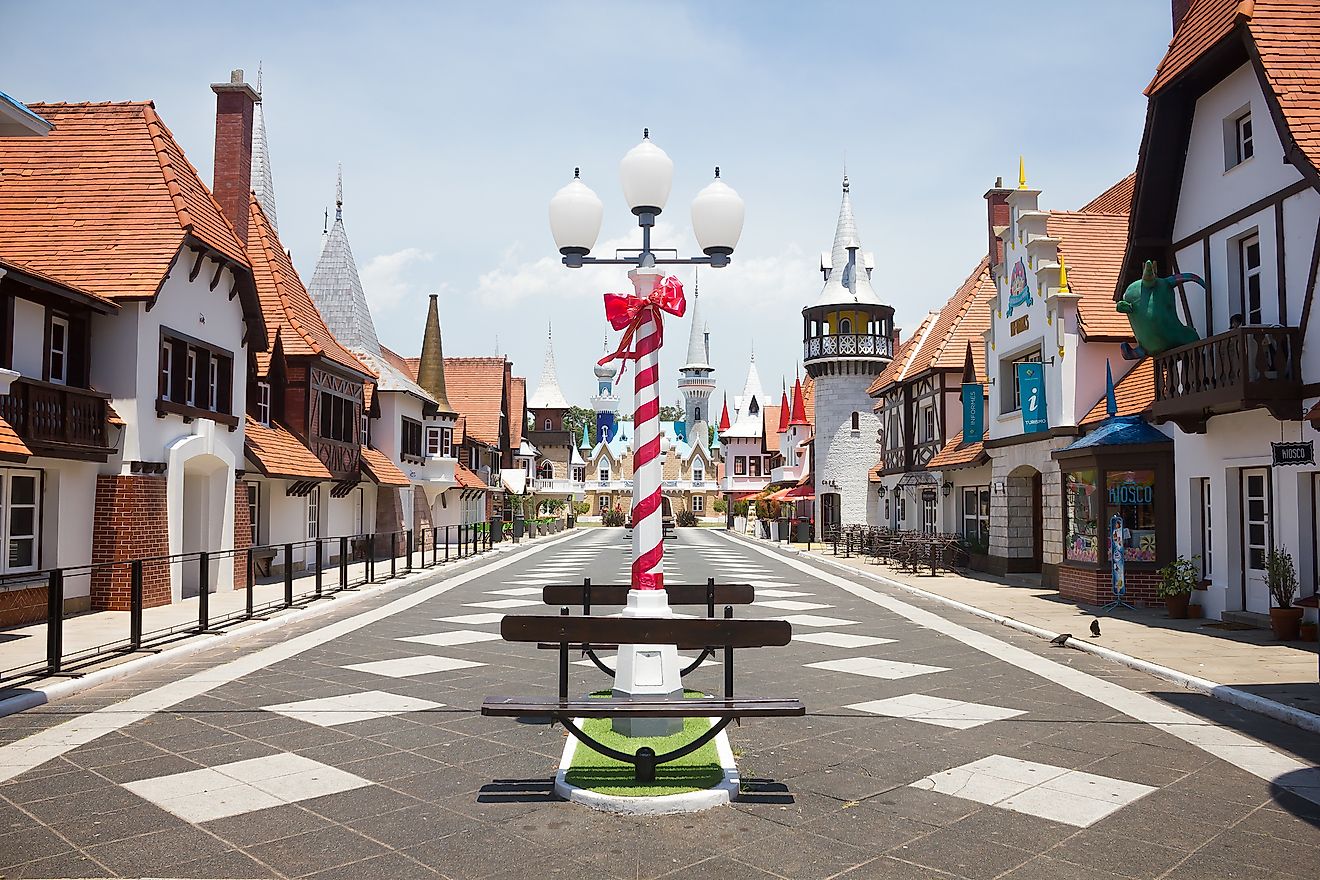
xmin=962 ymin=383 xmax=984 ymax=444
xmin=1016 ymin=362 xmax=1048 ymax=433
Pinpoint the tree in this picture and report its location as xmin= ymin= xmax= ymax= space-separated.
xmin=659 ymin=402 xmax=684 ymax=423
xmin=563 ymin=406 xmax=597 ymax=446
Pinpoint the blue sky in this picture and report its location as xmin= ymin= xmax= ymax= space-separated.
xmin=6 ymin=1 xmax=1173 ymax=411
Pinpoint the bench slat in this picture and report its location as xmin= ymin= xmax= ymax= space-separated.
xmin=481 ymin=696 xmax=804 ymax=718
xmin=542 ymin=583 xmax=755 ymax=607
xmin=501 ymin=614 xmax=791 ymax=648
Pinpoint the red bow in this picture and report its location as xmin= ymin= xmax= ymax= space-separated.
xmin=598 ymin=275 xmax=686 ymax=380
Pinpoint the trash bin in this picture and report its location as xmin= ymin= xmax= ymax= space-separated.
xmin=491 ymin=512 xmax=504 ymax=544
xmin=795 ymin=517 xmax=811 ymax=544
xmin=778 ymin=516 xmax=791 ymax=542
xmin=513 ymin=515 xmax=525 ymax=540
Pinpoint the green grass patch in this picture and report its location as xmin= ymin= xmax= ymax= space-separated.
xmin=564 ymin=691 xmax=726 ymax=797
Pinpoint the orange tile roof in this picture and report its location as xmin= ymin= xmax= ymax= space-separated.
xmin=244 ymin=417 xmax=332 ymax=480
xmin=802 ymin=374 xmax=815 ymax=425
xmin=0 ymin=102 xmax=248 ymax=300
xmin=1079 ymin=173 xmax=1136 ymax=215
xmin=510 ymin=376 xmax=526 ymax=449
xmin=928 ymin=432 xmax=987 ymax=470
xmin=361 ymin=445 xmax=410 ymax=487
xmin=1147 ymin=0 xmax=1245 ymax=96
xmin=455 ymin=462 xmax=490 ymax=490
xmin=1081 ymin=358 xmax=1155 ymax=425
xmin=762 ymin=404 xmax=782 ymax=443
xmin=1047 ymin=211 xmax=1133 ymax=341
xmin=444 ymin=357 xmax=507 ymax=447
xmin=0 ymin=256 xmax=117 ymax=311
xmin=1250 ymin=1 xmax=1320 ymax=174
xmin=0 ymin=416 xmax=32 ymax=461
xmin=248 ymin=196 xmax=368 ymax=378
xmin=869 ymin=312 xmax=936 ymax=395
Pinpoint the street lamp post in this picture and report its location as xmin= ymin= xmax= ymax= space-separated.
xmin=549 ymin=130 xmax=744 ymax=736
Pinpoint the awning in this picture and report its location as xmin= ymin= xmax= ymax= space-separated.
xmin=782 ymin=484 xmax=814 ymax=500
xmin=501 ymin=470 xmax=527 ymax=495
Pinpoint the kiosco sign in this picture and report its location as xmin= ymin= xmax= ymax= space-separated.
xmin=1272 ymin=441 xmax=1314 ymax=466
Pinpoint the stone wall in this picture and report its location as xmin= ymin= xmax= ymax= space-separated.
xmin=90 ymin=474 xmax=170 ymax=611
xmin=987 ymin=436 xmax=1070 ymax=568
xmin=813 ymin=373 xmax=881 ymax=527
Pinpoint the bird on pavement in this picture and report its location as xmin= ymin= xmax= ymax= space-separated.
xmin=1090 ymin=619 xmax=1102 ymax=637
xmin=1049 ymin=633 xmax=1071 ymax=646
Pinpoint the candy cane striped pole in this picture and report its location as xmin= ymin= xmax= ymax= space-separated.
xmin=630 ymin=275 xmax=664 ymax=591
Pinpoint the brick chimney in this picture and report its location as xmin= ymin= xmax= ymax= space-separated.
xmin=984 ymin=177 xmax=1012 ymax=273
xmin=211 ymin=69 xmax=258 ymax=247
xmin=1171 ymin=0 xmax=1192 ymax=34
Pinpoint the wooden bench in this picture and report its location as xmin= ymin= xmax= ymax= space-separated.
xmin=482 ymin=613 xmax=805 ymax=781
xmin=539 ymin=578 xmax=756 ymax=677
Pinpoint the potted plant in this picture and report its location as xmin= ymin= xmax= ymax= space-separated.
xmin=1266 ymin=547 xmax=1303 ymax=640
xmin=1156 ymin=555 xmax=1199 ymax=620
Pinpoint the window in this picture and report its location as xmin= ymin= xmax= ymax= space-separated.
xmin=572 ymin=466 xmax=585 ymax=482
xmin=748 ymin=456 xmax=762 ymax=477
xmin=1199 ymin=477 xmax=1213 ymax=577
xmin=923 ymin=405 xmax=935 ymax=442
xmin=600 ymin=494 xmax=611 ymax=514
xmin=48 ymin=315 xmax=69 ymax=385
xmin=2 ymin=470 xmax=39 ymax=573
xmin=208 ymin=357 xmax=219 ymax=410
xmin=887 ymin=412 xmax=900 ymax=450
xmin=1108 ymin=470 xmax=1157 ymax=563
xmin=440 ymin=426 xmax=453 ymax=457
xmin=1003 ymin=348 xmax=1042 ymax=413
xmin=1064 ymin=469 xmax=1100 ymax=563
xmin=749 ymin=398 xmax=759 ymax=415
xmin=185 ymin=348 xmax=197 ymax=406
xmin=1235 ymin=110 xmax=1254 ymax=165
xmin=361 ymin=414 xmax=369 ymax=446
xmin=734 ymin=456 xmax=747 ymax=476
xmin=400 ymin=417 xmax=424 ymax=458
xmin=692 ymin=495 xmax=704 ymax=513
xmin=850 ymin=411 xmax=860 ymax=432
xmin=319 ymin=391 xmax=358 ymax=443
xmin=599 ymin=467 xmax=610 ymax=482
xmin=246 ymin=482 xmax=260 ymax=547
xmin=159 ymin=340 xmax=173 ymax=400
xmin=840 ymin=317 xmax=852 ymax=335
xmin=543 ymin=418 xmax=551 ymax=431
xmin=255 ymin=382 xmax=271 ymax=426
xmin=897 ymin=496 xmax=906 ymax=523
xmin=426 ymin=426 xmax=442 ymax=457
xmin=1240 ymin=234 xmax=1262 ymax=325
xmin=307 ymin=488 xmax=320 ymax=540
xmin=158 ymin=332 xmax=233 ymax=416
xmin=961 ymin=486 xmax=990 ymax=549
xmin=694 ymin=406 xmax=701 ymax=423
xmin=693 ymin=465 xmax=704 ymax=483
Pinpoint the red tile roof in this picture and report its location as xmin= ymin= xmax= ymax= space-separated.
xmin=1147 ymin=0 xmax=1246 ymax=96
xmin=361 ymin=446 xmax=410 ymax=487
xmin=869 ymin=312 xmax=936 ymax=395
xmin=928 ymin=432 xmax=987 ymax=470
xmin=248 ymin=196 xmax=368 ymax=378
xmin=379 ymin=345 xmax=417 ymax=381
xmin=444 ymin=357 xmax=507 ymax=447
xmin=1081 ymin=358 xmax=1155 ymax=425
xmin=802 ymin=375 xmax=815 ymax=425
xmin=1079 ymin=173 xmax=1136 ymax=215
xmin=1047 ymin=211 xmax=1133 ymax=341
xmin=455 ymin=462 xmax=490 ymax=490
xmin=0 ymin=417 xmax=31 ymax=461
xmin=0 ymin=102 xmax=248 ymax=300
xmin=244 ymin=417 xmax=333 ymax=480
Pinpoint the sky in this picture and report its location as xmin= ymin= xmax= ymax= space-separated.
xmin=6 ymin=1 xmax=1174 ymax=413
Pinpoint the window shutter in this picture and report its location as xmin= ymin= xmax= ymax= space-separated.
xmin=170 ymin=339 xmax=187 ymax=402
xmin=217 ymin=354 xmax=233 ymax=413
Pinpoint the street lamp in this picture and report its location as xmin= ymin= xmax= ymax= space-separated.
xmin=549 ymin=129 xmax=744 ymax=737
xmin=548 ymin=129 xmax=745 ymax=269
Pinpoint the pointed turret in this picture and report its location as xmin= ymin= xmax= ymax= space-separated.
xmin=579 ymin=422 xmax=591 ymax=450
xmin=777 ymin=386 xmax=791 ymax=433
xmin=737 ymin=350 xmax=764 ymax=418
xmin=528 ymin=324 xmax=570 ymax=411
xmin=307 ymin=167 xmax=382 ymax=356
xmin=683 ymin=272 xmax=710 ymax=370
xmin=718 ymin=394 xmax=730 ymax=433
xmin=788 ymin=376 xmax=809 ymax=427
xmin=417 ymin=293 xmax=455 ymax=415
xmin=678 ymin=270 xmax=716 ymax=435
xmin=251 ymin=64 xmax=277 ymax=232
xmin=814 ymin=176 xmax=882 ymax=308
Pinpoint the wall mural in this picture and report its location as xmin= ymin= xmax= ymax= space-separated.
xmin=1006 ymin=258 xmax=1032 ymax=316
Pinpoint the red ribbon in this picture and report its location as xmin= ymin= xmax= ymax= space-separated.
xmin=598 ymin=276 xmax=686 ymax=381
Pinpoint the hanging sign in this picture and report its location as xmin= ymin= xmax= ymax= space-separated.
xmin=1109 ymin=513 xmax=1126 ymax=600
xmin=962 ymin=383 xmax=984 ymax=444
xmin=1271 ymin=441 xmax=1314 ymax=466
xmin=1016 ymin=362 xmax=1049 ymax=434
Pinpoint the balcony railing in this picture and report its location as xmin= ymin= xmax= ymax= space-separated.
xmin=0 ymin=378 xmax=112 ymax=458
xmin=1151 ymin=326 xmax=1303 ymax=432
xmin=804 ymin=333 xmax=893 ymax=361
xmin=532 ymin=477 xmax=584 ymax=493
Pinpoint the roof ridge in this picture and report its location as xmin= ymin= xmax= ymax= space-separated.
xmin=25 ymin=100 xmax=155 ymax=109
xmin=140 ymin=104 xmax=193 ymax=232
xmin=249 ymin=196 xmax=324 ymax=356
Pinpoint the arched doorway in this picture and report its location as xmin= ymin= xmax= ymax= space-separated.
xmin=1005 ymin=465 xmax=1043 ymax=573
xmin=167 ymin=421 xmax=237 ymax=601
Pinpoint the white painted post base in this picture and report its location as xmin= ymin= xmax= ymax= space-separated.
xmin=612 ymin=588 xmax=683 ymax=737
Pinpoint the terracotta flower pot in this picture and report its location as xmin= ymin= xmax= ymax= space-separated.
xmin=1164 ymin=594 xmax=1191 ymax=619
xmin=1188 ymin=603 xmax=1204 ymax=619
xmin=1270 ymin=607 xmax=1304 ymax=641
xmin=1300 ymin=622 xmax=1318 ymax=642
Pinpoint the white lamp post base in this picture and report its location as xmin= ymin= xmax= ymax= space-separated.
xmin=612 ymin=588 xmax=683 ymax=737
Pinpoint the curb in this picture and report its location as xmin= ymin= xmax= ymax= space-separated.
xmin=0 ymin=532 xmax=578 ymax=720
xmin=726 ymin=531 xmax=1320 ymax=737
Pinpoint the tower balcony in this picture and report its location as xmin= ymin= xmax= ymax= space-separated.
xmin=802 ymin=302 xmax=895 ymax=378
xmin=803 ymin=332 xmax=893 ymax=362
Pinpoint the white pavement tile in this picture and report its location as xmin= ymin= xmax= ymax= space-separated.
xmin=464 ymin=599 xmax=542 ymax=609
xmin=398 ymin=630 xmax=502 ymax=647
xmin=757 ymin=599 xmax=833 ymax=611
xmin=263 ymin=690 xmax=444 ymax=727
xmin=489 ymin=587 xmax=543 ymax=596
xmin=124 ymin=754 xmax=371 ymax=823
xmin=345 ymin=656 xmax=485 ymax=678
xmin=909 ymin=755 xmax=1155 ymax=828
xmin=436 ymin=613 xmax=506 ymax=625
xmin=794 ymin=632 xmax=896 ymax=648
xmin=755 ymin=589 xmax=813 ymax=598
xmin=847 ymin=694 xmax=1025 ymax=729
xmin=780 ymin=614 xmax=858 ymax=628
xmin=806 ymin=657 xmax=948 ymax=680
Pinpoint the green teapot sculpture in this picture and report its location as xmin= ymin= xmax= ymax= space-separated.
xmin=1116 ymin=260 xmax=1204 ymax=359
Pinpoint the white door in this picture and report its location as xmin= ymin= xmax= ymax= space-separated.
xmin=1241 ymin=468 xmax=1271 ymax=613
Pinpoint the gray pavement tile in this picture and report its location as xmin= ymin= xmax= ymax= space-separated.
xmin=1193 ymin=828 xmax=1314 ymax=878
xmin=83 ymin=825 xmax=238 ymax=875
xmin=345 ymin=803 xmax=486 ymax=849
xmin=654 ymin=855 xmax=783 ymax=880
xmin=156 ymin=846 xmax=277 ymax=879
xmin=403 ymin=824 xmax=566 ymax=880
xmin=942 ymin=806 xmax=1077 ymax=851
xmin=203 ymin=803 xmax=334 ymax=847
xmin=1 ymin=850 xmax=108 ymax=879
xmin=800 ymin=805 xmax=934 ymax=854
xmin=0 ymin=765 xmax=119 ymax=804
xmin=731 ymin=827 xmax=873 ymax=880
xmin=1241 ymin=803 xmax=1320 ymax=843
xmin=52 ymin=802 xmax=179 ymax=849
xmin=306 ymin=850 xmax=447 ymax=880
xmin=91 ymin=750 xmax=206 ymax=784
xmin=300 ymin=781 xmax=424 ymax=822
xmin=1000 ymin=855 xmax=1135 ymax=880
xmin=247 ymin=825 xmax=394 ymax=877
xmin=1161 ymin=849 xmax=1294 ymax=880
xmin=340 ymin=748 xmax=450 ymax=782
xmin=786 ymin=765 xmax=904 ymax=803
xmin=888 ymin=832 xmax=1035 ymax=880
xmin=0 ymin=796 xmax=38 ymax=835
xmin=0 ymin=824 xmax=75 ymax=869
xmin=1042 ymin=827 xmax=1186 ymax=878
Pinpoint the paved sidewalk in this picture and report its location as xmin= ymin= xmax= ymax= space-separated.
xmin=784 ymin=539 xmax=1320 ymax=716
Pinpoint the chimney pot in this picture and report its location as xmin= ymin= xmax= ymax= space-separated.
xmin=231 ymin=69 xmax=243 ymax=84
xmin=211 ymin=71 xmax=257 ymax=247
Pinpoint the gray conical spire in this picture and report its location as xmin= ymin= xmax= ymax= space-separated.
xmin=815 ymin=175 xmax=881 ymax=307
xmin=418 ymin=294 xmax=455 ymax=414
xmin=250 ymin=63 xmax=277 ymax=231
xmin=528 ymin=323 xmax=570 ymax=410
xmin=307 ymin=168 xmax=381 ymax=356
xmin=683 ymin=270 xmax=710 ymax=370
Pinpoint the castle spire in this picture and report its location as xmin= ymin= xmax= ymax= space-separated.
xmin=1018 ymin=155 xmax=1027 ymax=190
xmin=307 ymin=166 xmax=381 ymax=357
xmin=528 ymin=323 xmax=570 ymax=410
xmin=417 ymin=293 xmax=455 ymax=414
xmin=250 ymin=62 xmax=277 ymax=231
xmin=814 ymin=175 xmax=881 ymax=307
xmin=683 ymin=269 xmax=709 ymax=369
xmin=788 ymin=375 xmax=809 ymax=426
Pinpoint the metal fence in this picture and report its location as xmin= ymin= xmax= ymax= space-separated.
xmin=0 ymin=521 xmax=508 ymax=686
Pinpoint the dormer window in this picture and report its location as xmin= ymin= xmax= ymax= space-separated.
xmin=749 ymin=398 xmax=759 ymax=415
xmin=1225 ymin=106 xmax=1255 ymax=169
xmin=255 ymin=382 xmax=271 ymax=426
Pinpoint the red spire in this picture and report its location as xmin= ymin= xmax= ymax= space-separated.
xmin=789 ymin=377 xmax=809 ymax=426
xmin=777 ymin=389 xmax=791 ymax=433
xmin=718 ymin=394 xmax=730 ymax=432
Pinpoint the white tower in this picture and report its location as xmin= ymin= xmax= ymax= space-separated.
xmin=803 ymin=176 xmax=895 ymax=531
xmin=677 ymin=272 xmax=715 ymax=445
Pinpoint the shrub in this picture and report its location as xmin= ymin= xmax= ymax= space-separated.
xmin=573 ymin=500 xmax=591 ymax=515
xmin=602 ymin=507 xmax=627 ymax=528
xmin=732 ymin=500 xmax=750 ymax=517
xmin=1267 ymin=547 xmax=1298 ymax=609
xmin=1156 ymin=555 xmax=1200 ymax=598
xmin=712 ymin=498 xmax=727 ymax=514
xmin=676 ymin=510 xmax=697 ymax=528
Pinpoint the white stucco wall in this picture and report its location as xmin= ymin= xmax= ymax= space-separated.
xmin=39 ymin=457 xmax=97 ymax=602
xmin=813 ymin=373 xmax=880 ymax=527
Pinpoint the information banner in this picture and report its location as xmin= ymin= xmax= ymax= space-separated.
xmin=962 ymin=382 xmax=984 ymax=444
xmin=1015 ymin=362 xmax=1049 ymax=434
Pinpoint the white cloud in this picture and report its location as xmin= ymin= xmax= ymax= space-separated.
xmin=360 ymin=247 xmax=433 ymax=311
